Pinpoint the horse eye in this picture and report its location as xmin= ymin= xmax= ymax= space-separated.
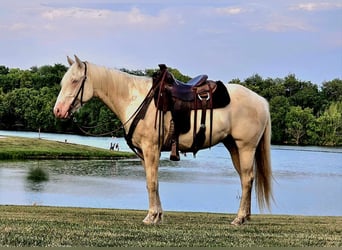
xmin=72 ymin=79 xmax=78 ymax=84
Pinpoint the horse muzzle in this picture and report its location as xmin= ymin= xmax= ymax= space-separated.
xmin=53 ymin=101 xmax=75 ymax=119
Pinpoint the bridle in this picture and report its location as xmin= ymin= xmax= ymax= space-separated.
xmin=69 ymin=61 xmax=88 ymax=115
xmin=68 ymin=61 xmax=153 ymax=141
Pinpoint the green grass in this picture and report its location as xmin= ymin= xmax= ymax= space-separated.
xmin=0 ymin=136 xmax=135 ymax=160
xmin=0 ymin=205 xmax=341 ymax=247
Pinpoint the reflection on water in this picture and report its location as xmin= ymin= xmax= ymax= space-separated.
xmin=0 ymin=130 xmax=341 ymax=216
xmin=26 ymin=180 xmax=46 ymax=192
xmin=25 ymin=164 xmax=49 ymax=192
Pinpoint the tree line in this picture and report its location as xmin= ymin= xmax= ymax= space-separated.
xmin=0 ymin=64 xmax=341 ymax=146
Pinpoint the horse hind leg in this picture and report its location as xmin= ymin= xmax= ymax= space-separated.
xmin=223 ymin=136 xmax=254 ymax=226
xmin=232 ymin=148 xmax=255 ymax=225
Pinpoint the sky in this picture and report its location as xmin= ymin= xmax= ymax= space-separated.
xmin=0 ymin=0 xmax=341 ymax=85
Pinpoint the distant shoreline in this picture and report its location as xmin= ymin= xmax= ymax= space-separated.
xmin=0 ymin=136 xmax=136 ymax=160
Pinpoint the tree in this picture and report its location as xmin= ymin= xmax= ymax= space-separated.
xmin=270 ymin=96 xmax=290 ymax=144
xmin=315 ymin=101 xmax=342 ymax=146
xmin=289 ymin=81 xmax=322 ymax=113
xmin=321 ymin=79 xmax=342 ymax=103
xmin=285 ymin=106 xmax=316 ymax=145
xmin=25 ymin=86 xmax=59 ymax=131
xmin=0 ymin=65 xmax=9 ymax=75
xmin=284 ymin=74 xmax=302 ymax=97
xmin=0 ymin=68 xmax=21 ymax=92
xmin=240 ymin=74 xmax=264 ymax=95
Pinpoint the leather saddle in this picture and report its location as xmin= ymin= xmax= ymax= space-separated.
xmin=156 ymin=64 xmax=218 ymax=102
xmin=152 ymin=64 xmax=230 ymax=161
xmin=170 ymin=74 xmax=209 ymax=101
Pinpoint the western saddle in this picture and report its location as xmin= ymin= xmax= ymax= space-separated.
xmin=153 ymin=64 xmax=230 ymax=161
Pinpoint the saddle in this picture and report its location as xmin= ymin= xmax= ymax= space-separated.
xmin=153 ymin=64 xmax=230 ymax=161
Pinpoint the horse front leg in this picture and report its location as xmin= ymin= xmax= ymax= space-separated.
xmin=141 ymin=147 xmax=163 ymax=225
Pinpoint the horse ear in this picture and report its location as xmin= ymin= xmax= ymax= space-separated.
xmin=67 ymin=56 xmax=74 ymax=66
xmin=74 ymin=55 xmax=83 ymax=68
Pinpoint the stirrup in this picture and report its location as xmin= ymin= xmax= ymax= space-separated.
xmin=170 ymin=141 xmax=180 ymax=161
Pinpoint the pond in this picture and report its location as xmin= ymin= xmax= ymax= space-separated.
xmin=0 ymin=130 xmax=341 ymax=216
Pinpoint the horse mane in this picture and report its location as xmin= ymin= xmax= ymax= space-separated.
xmin=88 ymin=63 xmax=152 ymax=97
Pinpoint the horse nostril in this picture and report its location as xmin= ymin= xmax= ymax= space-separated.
xmin=54 ymin=107 xmax=60 ymax=116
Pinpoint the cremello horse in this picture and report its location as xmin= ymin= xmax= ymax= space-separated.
xmin=54 ymin=55 xmax=272 ymax=225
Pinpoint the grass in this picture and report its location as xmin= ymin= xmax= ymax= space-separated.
xmin=0 ymin=136 xmax=135 ymax=160
xmin=0 ymin=205 xmax=341 ymax=247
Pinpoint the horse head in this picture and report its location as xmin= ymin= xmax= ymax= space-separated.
xmin=53 ymin=55 xmax=94 ymax=119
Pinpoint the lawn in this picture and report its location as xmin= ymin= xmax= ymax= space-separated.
xmin=0 ymin=205 xmax=341 ymax=247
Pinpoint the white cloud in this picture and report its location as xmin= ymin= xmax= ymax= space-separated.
xmin=0 ymin=2 xmax=175 ymax=37
xmin=291 ymin=2 xmax=342 ymax=11
xmin=216 ymin=7 xmax=244 ymax=15
xmin=41 ymin=7 xmax=111 ymax=20
xmin=251 ymin=17 xmax=314 ymax=32
xmin=6 ymin=23 xmax=29 ymax=31
xmin=39 ymin=6 xmax=174 ymax=34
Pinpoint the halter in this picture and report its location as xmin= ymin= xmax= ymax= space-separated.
xmin=70 ymin=62 xmax=87 ymax=113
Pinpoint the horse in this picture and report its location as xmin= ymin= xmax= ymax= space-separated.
xmin=53 ymin=55 xmax=273 ymax=226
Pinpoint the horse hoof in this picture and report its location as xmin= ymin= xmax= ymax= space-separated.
xmin=142 ymin=212 xmax=163 ymax=225
xmin=231 ymin=217 xmax=245 ymax=226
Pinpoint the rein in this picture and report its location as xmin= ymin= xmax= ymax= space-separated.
xmin=72 ymin=117 xmax=123 ymax=137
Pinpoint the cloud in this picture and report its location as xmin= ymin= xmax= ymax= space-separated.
xmin=43 ymin=6 xmax=178 ymax=35
xmin=251 ymin=16 xmax=314 ymax=32
xmin=1 ymin=23 xmax=28 ymax=31
xmin=290 ymin=2 xmax=342 ymax=11
xmin=215 ymin=6 xmax=245 ymax=15
xmin=41 ymin=7 xmax=112 ymax=20
xmin=0 ymin=2 xmax=175 ymax=37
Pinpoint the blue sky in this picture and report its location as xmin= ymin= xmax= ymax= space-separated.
xmin=0 ymin=0 xmax=341 ymax=85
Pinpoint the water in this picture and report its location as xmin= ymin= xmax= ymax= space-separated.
xmin=0 ymin=130 xmax=341 ymax=216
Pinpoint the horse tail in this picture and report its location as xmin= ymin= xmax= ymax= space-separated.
xmin=255 ymin=111 xmax=273 ymax=211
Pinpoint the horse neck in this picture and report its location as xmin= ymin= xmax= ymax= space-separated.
xmin=87 ymin=63 xmax=152 ymax=125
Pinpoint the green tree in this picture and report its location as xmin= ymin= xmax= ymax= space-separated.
xmin=0 ymin=65 xmax=9 ymax=75
xmin=284 ymin=74 xmax=302 ymax=97
xmin=270 ymin=96 xmax=290 ymax=144
xmin=0 ymin=68 xmax=21 ymax=92
xmin=229 ymin=78 xmax=241 ymax=84
xmin=240 ymin=74 xmax=264 ymax=95
xmin=321 ymin=79 xmax=342 ymax=103
xmin=285 ymin=106 xmax=316 ymax=145
xmin=95 ymin=107 xmax=123 ymax=136
xmin=24 ymin=86 xmax=58 ymax=131
xmin=315 ymin=101 xmax=342 ymax=146
xmin=262 ymin=78 xmax=286 ymax=100
xmin=1 ymin=88 xmax=35 ymax=129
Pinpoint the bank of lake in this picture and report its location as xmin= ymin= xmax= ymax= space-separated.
xmin=0 ymin=136 xmax=135 ymax=160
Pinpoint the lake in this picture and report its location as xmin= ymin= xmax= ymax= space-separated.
xmin=0 ymin=130 xmax=341 ymax=216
